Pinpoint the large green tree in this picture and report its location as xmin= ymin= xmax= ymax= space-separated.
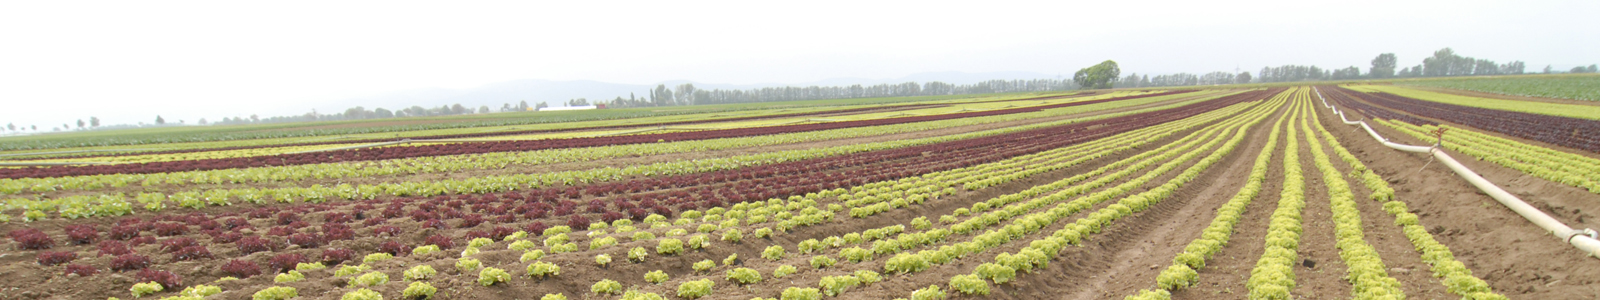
xmin=1073 ymin=60 xmax=1121 ymax=89
xmin=1370 ymin=53 xmax=1396 ymax=78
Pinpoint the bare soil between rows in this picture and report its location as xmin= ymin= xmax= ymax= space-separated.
xmin=1059 ymin=98 xmax=1282 ymax=300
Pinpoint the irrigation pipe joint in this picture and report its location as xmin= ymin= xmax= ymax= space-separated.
xmin=1569 ymin=228 xmax=1600 ymax=244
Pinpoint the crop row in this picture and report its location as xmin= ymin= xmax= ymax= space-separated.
xmin=464 ymin=91 xmax=1248 ymax=255
xmin=0 ymin=91 xmax=1197 ymax=179
xmin=15 ymin=169 xmax=870 ymax=299
xmin=1320 ymin=87 xmax=1436 ymax=126
xmin=623 ymin=91 xmax=1275 ymax=299
xmin=12 ymin=91 xmax=1248 ymax=253
xmin=1130 ymin=88 xmax=1505 ymax=300
xmin=0 ymin=90 xmax=1228 ymax=196
xmin=1377 ymin=120 xmax=1600 ymax=194
xmin=3 ymin=101 xmax=967 ymax=160
xmin=1310 ymin=94 xmax=1506 ymax=299
xmin=7 ymin=93 xmax=1265 ymax=297
xmin=1396 ymin=75 xmax=1600 ymax=101
xmin=1126 ymin=86 xmax=1293 ymax=299
xmin=761 ymin=96 xmax=1263 ymax=268
xmin=341 ymin=96 xmax=1258 ymax=299
xmin=928 ymin=91 xmax=1281 ymax=297
xmin=385 ymin=93 xmax=1266 ymax=299
xmin=833 ymin=98 xmax=1261 ymax=282
xmin=0 ymin=101 xmax=995 ymax=164
xmin=670 ymin=92 xmax=1275 ymax=299
xmin=8 ymin=90 xmax=1265 ymax=299
xmin=527 ymin=98 xmax=1257 ymax=299
xmin=5 ymin=91 xmax=1257 ymax=221
xmin=8 ymin=90 xmax=1139 ymax=159
xmin=59 ymin=93 xmax=1248 ymax=300
xmin=0 ymin=94 xmax=994 ymax=152
xmin=1246 ymin=89 xmax=1310 ymax=300
xmin=633 ymin=105 xmax=1254 ymax=299
xmin=1 ymin=121 xmax=1084 ymax=220
xmin=8 ymin=143 xmax=344 ymax=165
xmin=1348 ymin=85 xmax=1600 ymax=121
xmin=943 ymin=102 xmax=1266 ymax=240
xmin=1331 ymin=86 xmax=1599 ymax=153
xmin=1298 ymin=99 xmax=1406 ymax=298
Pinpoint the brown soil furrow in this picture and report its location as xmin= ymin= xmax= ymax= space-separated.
xmin=1291 ymin=104 xmax=1354 ymax=299
xmin=1067 ymin=97 xmax=1281 ymax=299
xmin=1176 ymin=125 xmax=1287 ymax=299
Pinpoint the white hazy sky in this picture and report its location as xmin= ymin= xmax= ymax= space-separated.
xmin=1 ymin=0 xmax=1596 ymax=129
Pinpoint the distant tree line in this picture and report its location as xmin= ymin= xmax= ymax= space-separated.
xmin=211 ymin=102 xmax=497 ymax=125
xmin=1117 ymin=71 xmax=1258 ymax=88
xmin=10 ymin=47 xmax=1595 ymax=133
xmin=599 ymin=79 xmax=1081 ymax=108
xmin=1254 ymin=48 xmax=1534 ymax=83
xmin=189 ymin=77 xmax=1084 ymax=127
xmin=1119 ymin=47 xmax=1594 ymax=88
xmin=3 ymin=117 xmax=104 ymax=134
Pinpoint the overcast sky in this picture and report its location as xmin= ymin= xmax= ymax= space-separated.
xmin=1 ymin=0 xmax=1595 ymax=130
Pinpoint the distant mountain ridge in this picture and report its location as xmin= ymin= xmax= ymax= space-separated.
xmin=317 ymin=71 xmax=1058 ymax=112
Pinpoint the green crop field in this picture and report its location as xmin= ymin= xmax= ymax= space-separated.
xmin=3 ymin=82 xmax=1596 ymax=300
xmin=1397 ymin=74 xmax=1600 ymax=101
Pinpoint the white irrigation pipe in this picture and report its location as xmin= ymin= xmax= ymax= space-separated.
xmin=1314 ymin=87 xmax=1600 ymax=258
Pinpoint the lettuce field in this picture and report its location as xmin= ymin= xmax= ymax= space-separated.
xmin=3 ymin=81 xmax=1599 ymax=300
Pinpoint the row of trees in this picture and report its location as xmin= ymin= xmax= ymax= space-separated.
xmin=1384 ymin=48 xmax=1528 ymax=78
xmin=1566 ymin=65 xmax=1600 ymax=74
xmin=1117 ymin=71 xmax=1254 ymax=88
xmin=1122 ymin=48 xmax=1568 ymax=87
xmin=601 ymin=79 xmax=1081 ymax=108
xmin=4 ymin=123 xmax=39 ymax=133
xmin=211 ymin=103 xmax=497 ymax=126
xmin=2 ymin=117 xmax=101 ymax=133
xmin=1250 ymin=49 xmax=1531 ymax=83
